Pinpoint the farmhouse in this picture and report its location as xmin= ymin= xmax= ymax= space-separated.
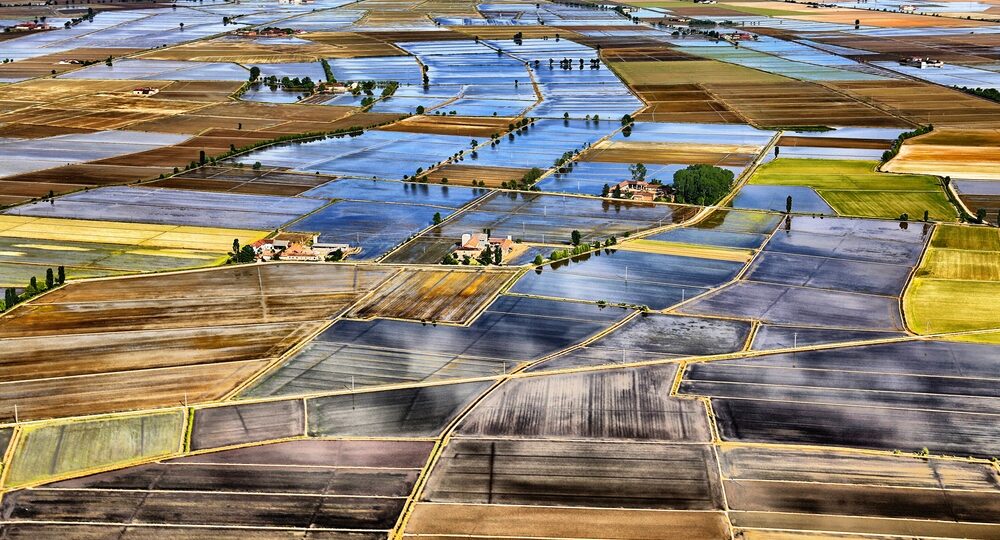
xmin=271 ymin=232 xmax=318 ymax=250
xmin=279 ymin=243 xmax=321 ymax=261
xmin=7 ymin=21 xmax=51 ymax=32
xmin=900 ymin=56 xmax=943 ymax=68
xmin=613 ymin=180 xmax=671 ymax=202
xmin=312 ymin=241 xmax=359 ymax=259
xmin=317 ymin=82 xmax=350 ymax=94
xmin=900 ymin=4 xmax=916 ymax=12
xmin=728 ymin=31 xmax=755 ymax=41
xmin=233 ymin=27 xmax=304 ymax=37
xmin=454 ymin=233 xmax=515 ymax=258
xmin=132 ymin=87 xmax=160 ymax=96
xmin=250 ymin=238 xmax=276 ymax=261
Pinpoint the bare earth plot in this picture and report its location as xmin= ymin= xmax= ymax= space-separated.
xmin=348 ymin=267 xmax=517 ymax=324
xmin=0 ymin=263 xmax=394 ymax=421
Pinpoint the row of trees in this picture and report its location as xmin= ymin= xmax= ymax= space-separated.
xmin=882 ymin=124 xmax=932 ymax=163
xmin=956 ymin=86 xmax=1000 ymax=103
xmin=500 ymin=167 xmax=544 ymax=191
xmin=1 ymin=266 xmax=64 ymax=312
xmin=548 ymin=230 xmax=617 ymax=261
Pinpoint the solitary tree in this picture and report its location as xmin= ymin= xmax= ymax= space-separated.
xmin=923 ymin=210 xmax=929 ymax=221
xmin=571 ymin=230 xmax=582 ymax=245
xmin=249 ymin=66 xmax=260 ymax=81
xmin=785 ymin=195 xmax=792 ymax=214
xmin=533 ymin=254 xmax=544 ymax=265
xmin=774 ymin=146 xmax=780 ymax=157
xmin=433 ymin=212 xmax=442 ymax=225
xmin=416 ymin=105 xmax=425 ymax=114
xmin=629 ymin=163 xmax=647 ymax=182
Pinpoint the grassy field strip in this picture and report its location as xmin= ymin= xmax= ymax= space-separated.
xmin=0 ymin=216 xmax=267 ymax=250
xmin=622 ymin=239 xmax=754 ymax=262
xmin=741 ymin=320 xmax=761 ymax=352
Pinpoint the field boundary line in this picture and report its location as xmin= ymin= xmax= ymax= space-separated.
xmin=728 ymin=509 xmax=1000 ymax=527
xmin=0 ymin=520 xmax=389 ymax=532
xmin=898 ymin=222 xmax=936 ymax=336
xmin=685 ymin=393 xmax=1000 ymax=419
xmin=682 ymin=378 xmax=1000 ymax=406
xmin=219 ymin=265 xmax=404 ymax=400
xmin=716 ymin=477 xmax=1000 ymax=494
xmin=30 ymin=486 xmax=411 ymax=498
xmin=0 ymin=425 xmax=22 ymax=491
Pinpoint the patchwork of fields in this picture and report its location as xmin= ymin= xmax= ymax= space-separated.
xmin=0 ymin=0 xmax=999 ymax=538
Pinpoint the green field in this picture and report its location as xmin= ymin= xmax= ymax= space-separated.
xmin=6 ymin=411 xmax=184 ymax=488
xmin=819 ymin=190 xmax=957 ymax=222
xmin=904 ymin=224 xmax=1000 ymax=338
xmin=930 ymin=224 xmax=1000 ymax=251
xmin=751 ymin=159 xmax=939 ymax=190
xmin=609 ymin=59 xmax=789 ymax=86
xmin=904 ymin=279 xmax=1000 ymax=338
xmin=750 ymin=159 xmax=956 ymax=220
xmin=918 ymin=248 xmax=1000 ymax=281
